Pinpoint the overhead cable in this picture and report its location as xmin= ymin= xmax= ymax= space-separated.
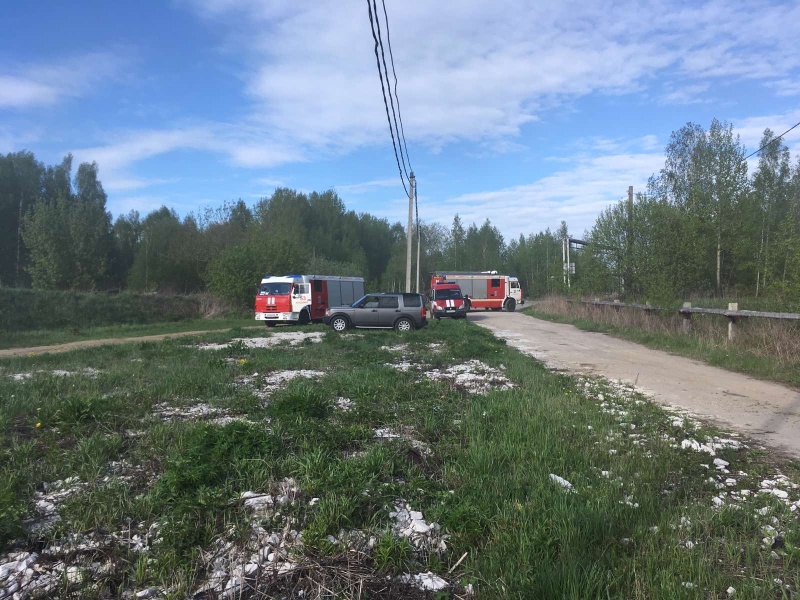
xmin=366 ymin=0 xmax=408 ymax=196
xmin=380 ymin=0 xmax=413 ymax=172
xmin=371 ymin=0 xmax=409 ymax=181
xmin=744 ymin=120 xmax=800 ymax=161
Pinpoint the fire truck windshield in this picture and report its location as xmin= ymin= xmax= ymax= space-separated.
xmin=434 ymin=288 xmax=462 ymax=300
xmin=259 ymin=282 xmax=291 ymax=295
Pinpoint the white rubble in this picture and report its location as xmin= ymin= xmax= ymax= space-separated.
xmin=389 ymin=501 xmax=448 ymax=553
xmin=196 ymin=331 xmax=324 ymax=350
xmin=423 ymin=360 xmax=515 ymax=395
xmin=335 ymin=397 xmax=354 ymax=411
xmin=152 ymin=402 xmax=248 ymax=425
xmin=8 ymin=367 xmax=102 ymax=381
xmin=400 ymin=571 xmax=448 ymax=591
xmin=374 ymin=427 xmax=431 ymax=455
xmin=549 ymin=474 xmax=576 ymax=493
xmin=237 ymin=369 xmax=326 ymax=401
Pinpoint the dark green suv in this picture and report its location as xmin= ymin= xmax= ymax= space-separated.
xmin=323 ymin=293 xmax=428 ymax=332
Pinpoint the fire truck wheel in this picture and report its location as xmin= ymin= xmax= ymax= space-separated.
xmin=464 ymin=299 xmax=471 ymax=311
xmin=330 ymin=316 xmax=349 ymax=332
xmin=505 ymin=298 xmax=516 ymax=312
xmin=264 ymin=322 xmax=276 ymax=328
xmin=299 ymin=310 xmax=310 ymax=325
xmin=395 ymin=317 xmax=414 ymax=332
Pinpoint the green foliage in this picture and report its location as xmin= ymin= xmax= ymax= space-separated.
xmin=267 ymin=384 xmax=333 ymax=420
xmin=20 ymin=157 xmax=112 ymax=291
xmin=205 ymin=232 xmax=310 ymax=307
xmin=0 ymin=287 xmax=203 ymax=332
xmin=0 ymin=487 xmax=24 ymax=547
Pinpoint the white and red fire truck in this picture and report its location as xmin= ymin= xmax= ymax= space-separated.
xmin=254 ymin=274 xmax=365 ymax=326
xmin=430 ymin=271 xmax=523 ymax=312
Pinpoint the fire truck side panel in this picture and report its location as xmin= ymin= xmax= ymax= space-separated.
xmin=309 ymin=279 xmax=327 ymax=321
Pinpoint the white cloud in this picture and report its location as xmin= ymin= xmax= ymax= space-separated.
xmin=72 ymin=125 xmax=303 ymax=193
xmin=335 ymin=178 xmax=400 ymax=194
xmin=181 ymin=0 xmax=800 ymax=155
xmin=253 ymin=176 xmax=285 ymax=187
xmin=661 ymin=83 xmax=711 ymax=105
xmin=363 ymin=146 xmax=663 ymax=239
xmin=107 ymin=195 xmax=168 ymax=216
xmin=0 ymin=51 xmax=129 ymax=109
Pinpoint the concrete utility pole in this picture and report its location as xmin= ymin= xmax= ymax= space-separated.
xmin=415 ymin=223 xmax=421 ymax=293
xmin=405 ymin=172 xmax=415 ymax=293
xmin=625 ymin=185 xmax=633 ymax=296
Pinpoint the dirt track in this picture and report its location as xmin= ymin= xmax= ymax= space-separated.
xmin=0 ymin=326 xmax=262 ymax=358
xmin=471 ymin=311 xmax=800 ymax=457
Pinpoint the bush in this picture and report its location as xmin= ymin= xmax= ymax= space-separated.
xmin=0 ymin=288 xmax=205 ymax=332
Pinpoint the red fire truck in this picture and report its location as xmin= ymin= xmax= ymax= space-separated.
xmin=430 ymin=271 xmax=523 ymax=312
xmin=254 ymin=274 xmax=365 ymax=326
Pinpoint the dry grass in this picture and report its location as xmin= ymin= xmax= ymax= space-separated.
xmin=197 ymin=292 xmax=238 ymax=319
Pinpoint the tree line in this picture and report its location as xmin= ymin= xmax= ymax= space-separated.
xmin=572 ymin=120 xmax=800 ymax=305
xmin=2 ymin=119 xmax=797 ymax=308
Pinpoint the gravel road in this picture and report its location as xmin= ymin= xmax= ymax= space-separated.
xmin=471 ymin=311 xmax=800 ymax=457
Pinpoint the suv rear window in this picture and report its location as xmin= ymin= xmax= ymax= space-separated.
xmin=401 ymin=293 xmax=422 ymax=308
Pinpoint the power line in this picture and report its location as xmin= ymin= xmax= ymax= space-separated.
xmin=744 ymin=120 xmax=800 ymax=161
xmin=371 ymin=0 xmax=409 ymax=181
xmin=366 ymin=0 xmax=408 ymax=196
xmin=380 ymin=0 xmax=412 ymax=172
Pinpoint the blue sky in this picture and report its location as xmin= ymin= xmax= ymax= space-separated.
xmin=2 ymin=0 xmax=800 ymax=239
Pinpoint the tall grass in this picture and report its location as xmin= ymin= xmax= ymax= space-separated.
xmin=529 ymin=295 xmax=800 ymax=387
xmin=0 ymin=288 xmax=242 ymax=332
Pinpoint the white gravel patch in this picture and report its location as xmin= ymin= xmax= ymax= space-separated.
xmin=152 ymin=402 xmax=249 ymax=425
xmin=196 ymin=331 xmax=324 ymax=350
xmin=424 ymin=360 xmax=514 ymax=395
xmin=24 ymin=477 xmax=84 ymax=535
xmin=8 ymin=368 xmax=102 ymax=382
xmin=237 ymin=369 xmax=326 ymax=402
xmin=380 ymin=343 xmax=409 ymax=353
xmin=374 ymin=427 xmax=431 ymax=455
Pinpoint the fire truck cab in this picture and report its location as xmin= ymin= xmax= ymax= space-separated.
xmin=428 ymin=281 xmax=467 ymax=319
xmin=431 ymin=271 xmax=523 ymax=312
xmin=254 ymin=274 xmax=365 ymax=326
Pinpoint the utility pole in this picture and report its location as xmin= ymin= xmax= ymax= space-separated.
xmin=405 ymin=172 xmax=415 ymax=293
xmin=415 ymin=224 xmax=421 ymax=293
xmin=414 ymin=178 xmax=421 ymax=293
xmin=625 ymin=185 xmax=633 ymax=297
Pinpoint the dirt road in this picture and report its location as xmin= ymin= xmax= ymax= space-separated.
xmin=0 ymin=326 xmax=262 ymax=359
xmin=471 ymin=311 xmax=800 ymax=457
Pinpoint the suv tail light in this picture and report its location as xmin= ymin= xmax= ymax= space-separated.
xmin=421 ymin=305 xmax=426 ymax=319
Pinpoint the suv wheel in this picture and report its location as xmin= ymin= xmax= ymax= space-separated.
xmin=330 ymin=316 xmax=349 ymax=332
xmin=395 ymin=317 xmax=413 ymax=332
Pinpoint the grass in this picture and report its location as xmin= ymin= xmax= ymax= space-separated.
xmin=0 ymin=317 xmax=257 ymax=350
xmin=525 ymin=296 xmax=800 ymax=389
xmin=1 ymin=320 xmax=799 ymax=598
